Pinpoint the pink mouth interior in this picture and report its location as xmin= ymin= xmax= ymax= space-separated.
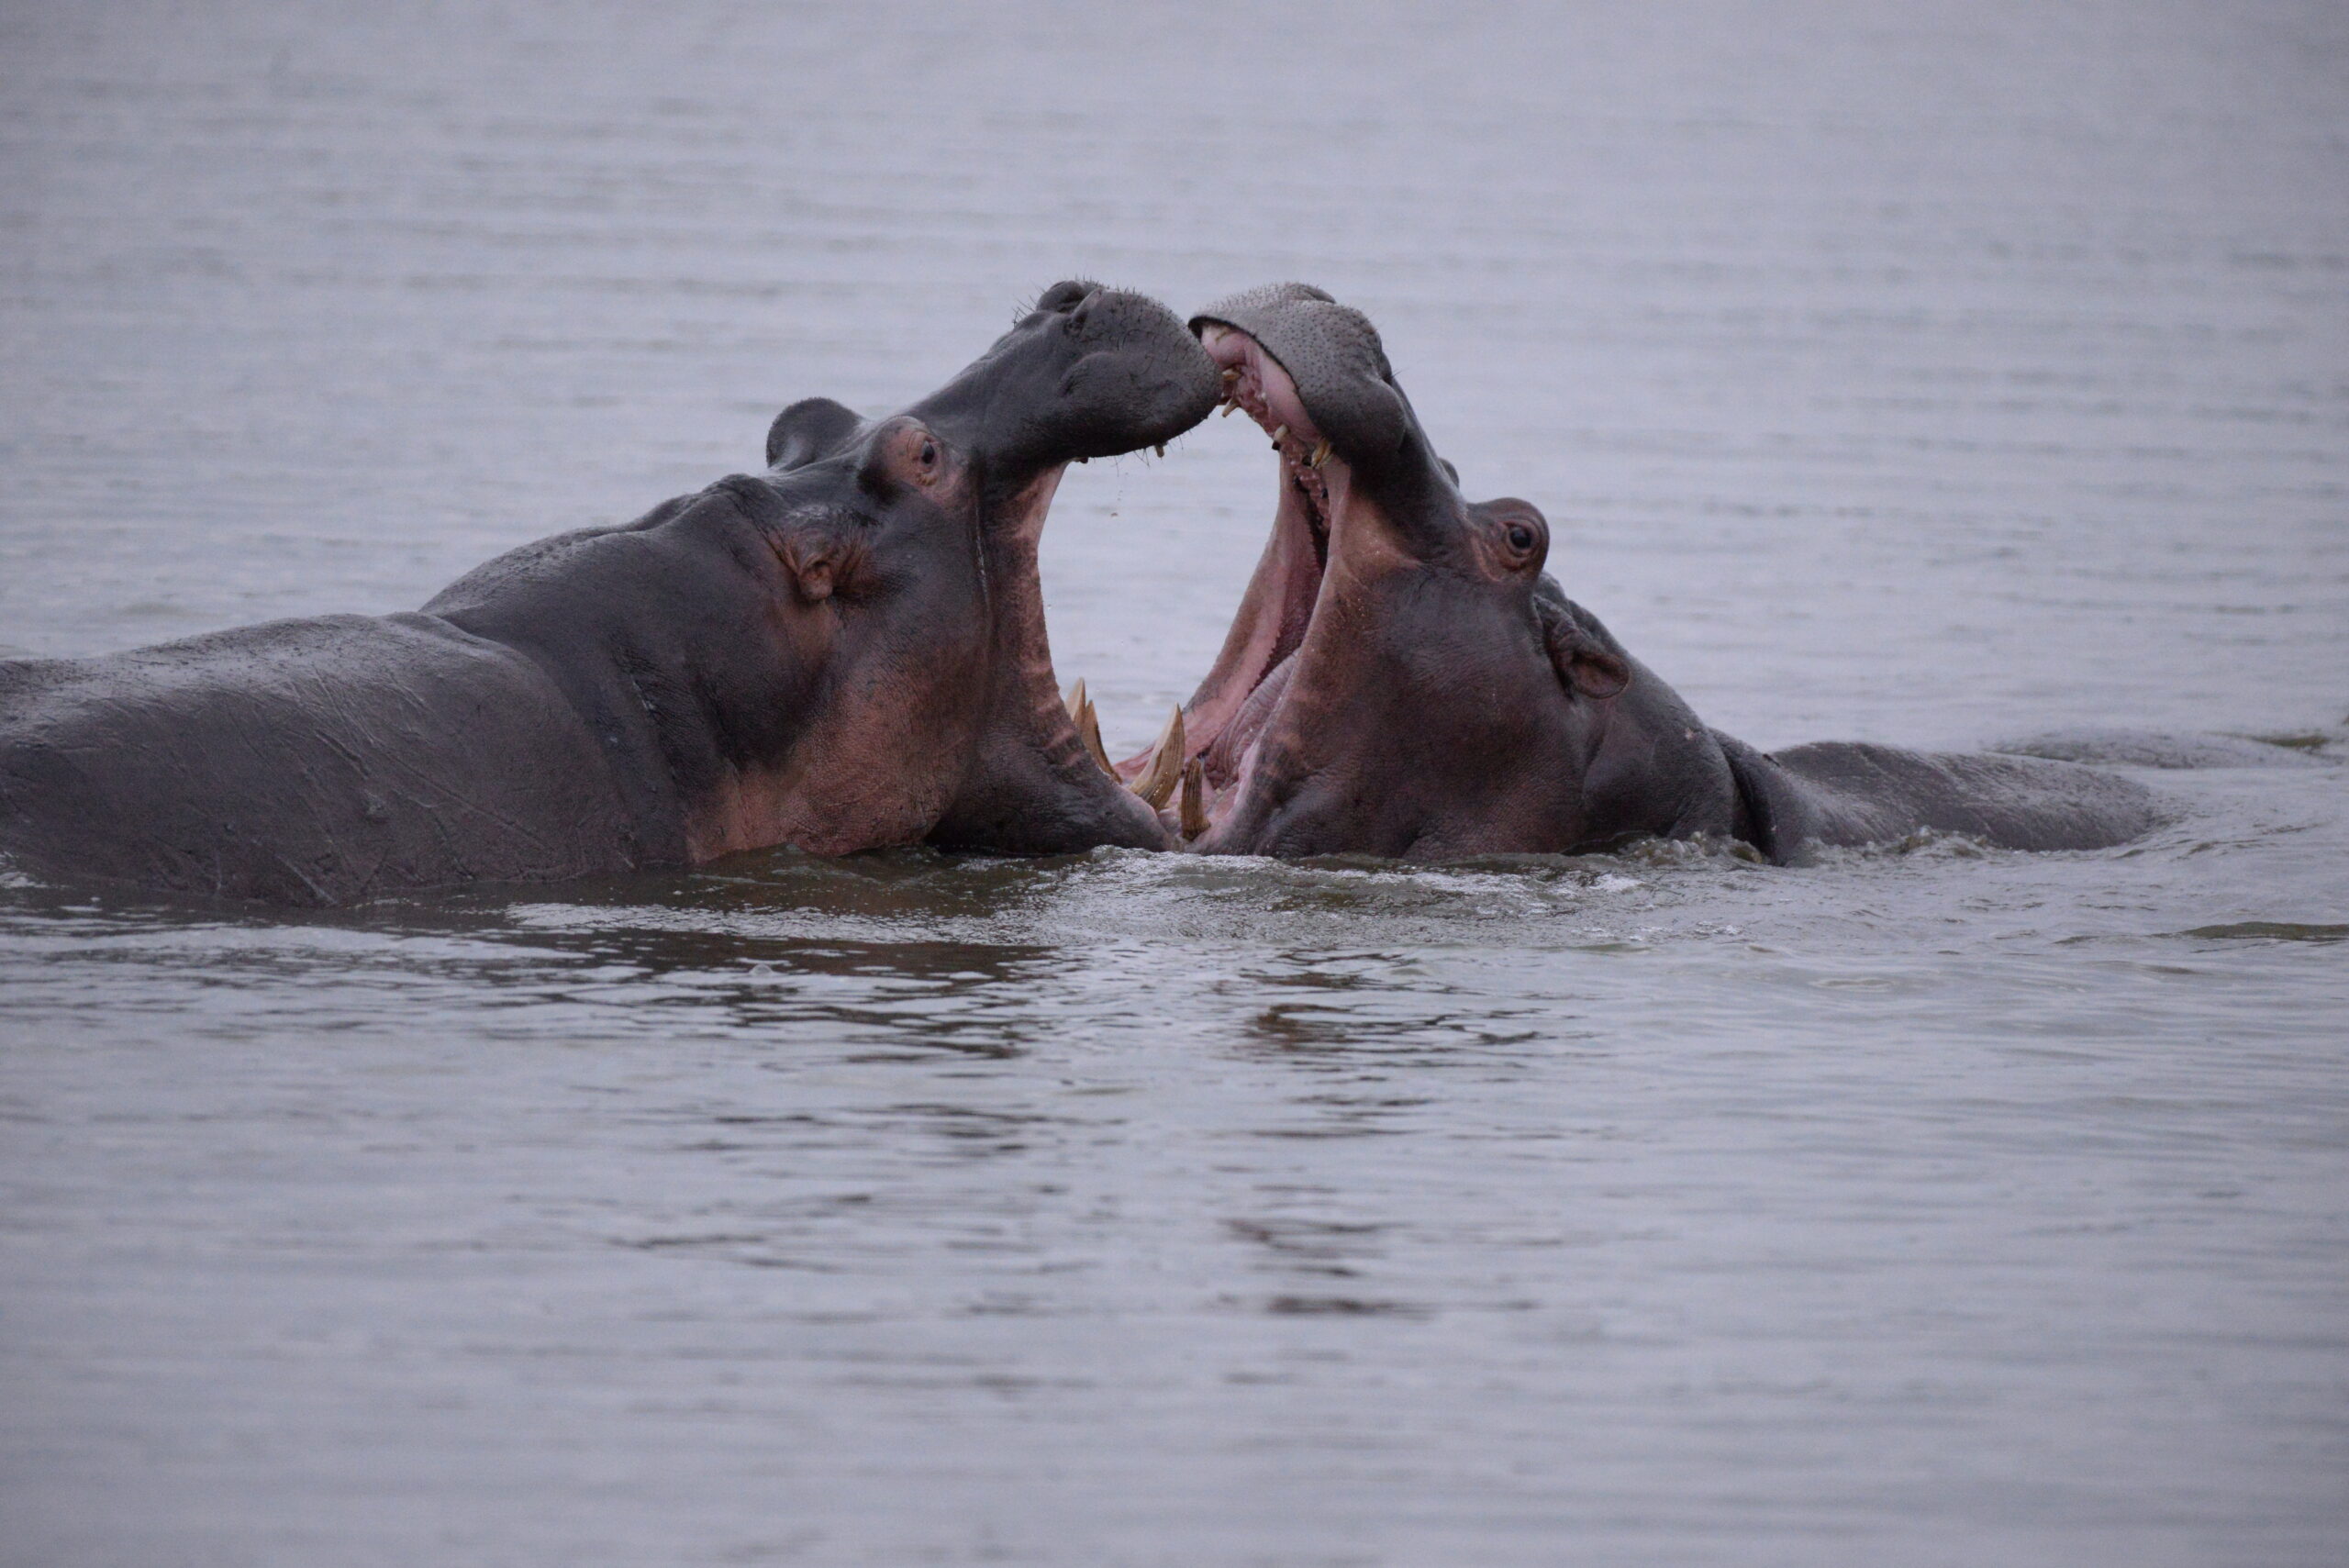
xmin=1113 ymin=326 xmax=1345 ymax=821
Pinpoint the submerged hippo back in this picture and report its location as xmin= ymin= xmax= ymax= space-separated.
xmin=0 ymin=614 xmax=638 ymax=905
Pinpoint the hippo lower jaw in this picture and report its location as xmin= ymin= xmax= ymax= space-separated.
xmin=923 ymin=460 xmax=1178 ymax=855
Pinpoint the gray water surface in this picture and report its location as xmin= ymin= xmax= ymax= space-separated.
xmin=3 ymin=4 xmax=2345 ymax=1564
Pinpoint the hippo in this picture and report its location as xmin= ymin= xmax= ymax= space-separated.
xmin=1103 ymin=282 xmax=2165 ymax=861
xmin=0 ymin=282 xmax=1213 ymax=904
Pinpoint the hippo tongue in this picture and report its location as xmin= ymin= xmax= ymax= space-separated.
xmin=1200 ymin=649 xmax=1296 ymax=789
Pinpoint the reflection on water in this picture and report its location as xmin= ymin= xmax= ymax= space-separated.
xmin=4 ymin=1 xmax=2347 ymax=1564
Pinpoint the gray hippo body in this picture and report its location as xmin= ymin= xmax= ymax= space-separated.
xmin=0 ymin=283 xmax=1216 ymax=904
xmin=1114 ymin=282 xmax=2165 ymax=862
xmin=0 ymin=611 xmax=641 ymax=903
xmin=1531 ymin=584 xmax=2167 ymax=862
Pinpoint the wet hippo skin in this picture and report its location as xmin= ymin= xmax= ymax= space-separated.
xmin=0 ymin=283 xmax=1219 ymax=904
xmin=1124 ymin=283 xmax=2166 ymax=862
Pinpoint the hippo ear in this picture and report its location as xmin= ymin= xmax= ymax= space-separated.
xmin=1541 ymin=601 xmax=1631 ymax=700
xmin=767 ymin=397 xmax=863 ymax=470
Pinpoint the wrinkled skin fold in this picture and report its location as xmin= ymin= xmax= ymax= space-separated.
xmin=0 ymin=283 xmax=1219 ymax=904
xmin=1132 ymin=282 xmax=2166 ymax=862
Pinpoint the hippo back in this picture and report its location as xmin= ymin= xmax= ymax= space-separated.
xmin=0 ymin=614 xmax=638 ymax=905
xmin=1713 ymin=735 xmax=2172 ymax=861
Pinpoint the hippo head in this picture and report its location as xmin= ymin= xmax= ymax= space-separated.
xmin=1133 ymin=284 xmax=1632 ymax=857
xmin=751 ymin=281 xmax=1219 ymax=856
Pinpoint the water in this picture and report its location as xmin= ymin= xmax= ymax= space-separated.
xmin=2 ymin=3 xmax=2345 ymax=1563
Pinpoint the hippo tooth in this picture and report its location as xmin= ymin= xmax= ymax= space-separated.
xmin=1220 ymin=401 xmax=1240 ymax=417
xmin=1076 ymin=697 xmax=1115 ymax=777
xmin=1309 ymin=439 xmax=1332 ymax=468
xmin=1063 ymin=679 xmax=1116 ymax=776
xmin=1178 ymin=757 xmax=1208 ymax=840
xmin=1270 ymin=425 xmax=1289 ymax=448
xmin=1130 ymin=705 xmax=1186 ymax=808
xmin=1220 ymin=367 xmax=1240 ymax=384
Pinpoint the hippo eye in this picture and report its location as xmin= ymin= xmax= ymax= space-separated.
xmin=918 ymin=439 xmax=938 ymax=469
xmin=1506 ymin=523 xmax=1535 ymax=552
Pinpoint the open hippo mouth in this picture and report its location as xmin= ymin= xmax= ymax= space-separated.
xmin=899 ymin=281 xmax=1227 ymax=856
xmin=1078 ymin=284 xmax=1419 ymax=842
xmin=1158 ymin=314 xmax=1341 ymax=795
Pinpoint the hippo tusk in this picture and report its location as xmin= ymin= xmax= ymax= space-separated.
xmin=1178 ymin=756 xmax=1208 ymax=840
xmin=1077 ymin=699 xmax=1114 ymax=778
xmin=1130 ymin=705 xmax=1186 ymax=808
xmin=1270 ymin=425 xmax=1288 ymax=448
xmin=1310 ymin=439 xmax=1332 ymax=468
xmin=1063 ymin=679 xmax=1116 ymax=776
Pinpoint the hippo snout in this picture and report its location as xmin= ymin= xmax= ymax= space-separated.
xmin=1047 ymin=292 xmax=1222 ymax=458
xmin=1190 ymin=283 xmax=1410 ymax=467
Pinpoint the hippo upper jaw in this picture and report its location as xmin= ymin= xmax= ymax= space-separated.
xmin=918 ymin=282 xmax=1225 ymax=487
